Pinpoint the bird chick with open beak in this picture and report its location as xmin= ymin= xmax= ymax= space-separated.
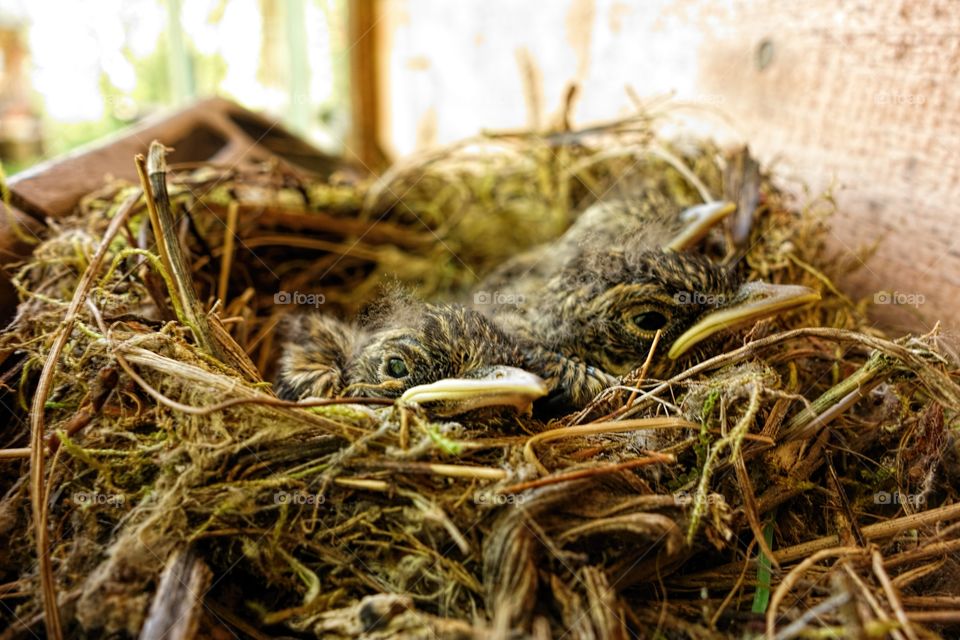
xmin=480 ymin=190 xmax=819 ymax=379
xmin=274 ymin=298 xmax=609 ymax=417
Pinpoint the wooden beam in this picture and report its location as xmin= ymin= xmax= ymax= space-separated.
xmin=347 ymin=0 xmax=387 ymax=171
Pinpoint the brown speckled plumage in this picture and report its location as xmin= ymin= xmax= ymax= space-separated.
xmin=278 ymin=190 xmax=811 ymax=413
xmin=479 ymin=191 xmax=740 ymax=375
xmin=275 ymin=298 xmax=611 ymax=410
xmin=479 ymin=189 xmax=699 ymax=297
xmin=276 ymin=301 xmax=524 ymax=400
xmin=494 ymin=247 xmax=740 ymax=376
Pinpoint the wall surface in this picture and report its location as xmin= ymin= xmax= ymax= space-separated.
xmin=378 ymin=0 xmax=960 ymax=334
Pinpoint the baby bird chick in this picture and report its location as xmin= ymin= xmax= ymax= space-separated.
xmin=480 ymin=191 xmax=818 ymax=377
xmin=480 ymin=190 xmax=735 ymax=301
xmin=275 ymin=298 xmax=611 ymax=415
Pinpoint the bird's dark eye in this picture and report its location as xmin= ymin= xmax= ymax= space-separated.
xmin=632 ymin=311 xmax=668 ymax=332
xmin=386 ymin=357 xmax=409 ymax=378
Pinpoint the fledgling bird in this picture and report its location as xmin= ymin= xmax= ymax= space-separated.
xmin=478 ymin=190 xmax=818 ymax=378
xmin=274 ymin=297 xmax=612 ymax=416
xmin=479 ymin=190 xmax=736 ymax=302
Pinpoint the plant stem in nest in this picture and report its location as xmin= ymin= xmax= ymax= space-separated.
xmin=136 ymin=141 xmax=260 ymax=381
xmin=136 ymin=142 xmax=222 ymax=359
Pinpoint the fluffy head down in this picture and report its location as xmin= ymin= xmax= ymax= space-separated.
xmin=274 ymin=301 xmax=530 ymax=400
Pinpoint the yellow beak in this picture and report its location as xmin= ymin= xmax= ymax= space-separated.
xmin=668 ymin=282 xmax=820 ymax=359
xmin=399 ymin=366 xmax=548 ymax=416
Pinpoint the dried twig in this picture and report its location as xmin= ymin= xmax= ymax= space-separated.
xmin=136 ymin=144 xmax=219 ymax=357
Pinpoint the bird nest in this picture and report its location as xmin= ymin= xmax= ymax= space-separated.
xmin=2 ymin=115 xmax=959 ymax=639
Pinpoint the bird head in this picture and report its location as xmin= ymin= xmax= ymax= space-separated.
xmin=275 ymin=300 xmax=548 ymax=416
xmin=537 ymin=246 xmax=818 ymax=375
